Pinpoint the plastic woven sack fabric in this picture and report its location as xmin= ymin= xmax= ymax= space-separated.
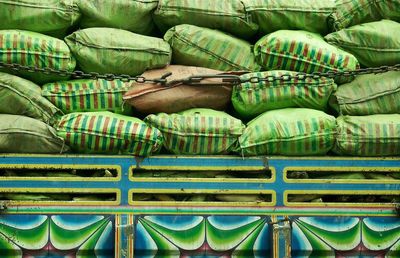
xmin=0 ymin=72 xmax=61 ymax=125
xmin=254 ymin=30 xmax=359 ymax=75
xmin=232 ymin=71 xmax=337 ymax=119
xmin=164 ymin=24 xmax=261 ymax=72
xmin=42 ymin=79 xmax=133 ymax=115
xmin=330 ymin=0 xmax=400 ymax=31
xmin=245 ymin=0 xmax=334 ymax=35
xmin=329 ymin=0 xmax=380 ymax=30
xmin=144 ymin=108 xmax=245 ymax=155
xmin=334 ymin=114 xmax=400 ymax=156
xmin=0 ymin=114 xmax=69 ymax=153
xmin=376 ymin=0 xmax=400 ymax=23
xmin=331 ymin=71 xmax=400 ymax=116
xmin=0 ymin=0 xmax=80 ymax=38
xmin=239 ymin=108 xmax=336 ymax=156
xmin=65 ymin=28 xmax=171 ymax=76
xmin=325 ymin=20 xmax=400 ymax=67
xmin=123 ymin=65 xmax=236 ymax=114
xmin=0 ymin=30 xmax=76 ymax=84
xmin=153 ymin=0 xmax=258 ymax=39
xmin=56 ymin=112 xmax=163 ymax=156
xmin=76 ymin=0 xmax=158 ymax=35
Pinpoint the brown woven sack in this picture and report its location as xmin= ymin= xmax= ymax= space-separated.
xmin=123 ymin=66 xmax=244 ymax=114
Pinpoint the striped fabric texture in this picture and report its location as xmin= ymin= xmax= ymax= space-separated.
xmin=329 ymin=0 xmax=380 ymax=30
xmin=0 ymin=0 xmax=80 ymax=38
xmin=65 ymin=28 xmax=171 ymax=76
xmin=334 ymin=114 xmax=400 ymax=156
xmin=245 ymin=0 xmax=335 ymax=35
xmin=56 ymin=112 xmax=163 ymax=156
xmin=330 ymin=0 xmax=400 ymax=31
xmin=0 ymin=72 xmax=61 ymax=125
xmin=76 ymin=0 xmax=158 ymax=35
xmin=145 ymin=108 xmax=245 ymax=155
xmin=164 ymin=24 xmax=261 ymax=72
xmin=42 ymin=79 xmax=133 ymax=115
xmin=239 ymin=108 xmax=336 ymax=156
xmin=376 ymin=0 xmax=400 ymax=23
xmin=154 ymin=0 xmax=258 ymax=39
xmin=254 ymin=30 xmax=359 ymax=76
xmin=232 ymin=70 xmax=337 ymax=119
xmin=333 ymin=71 xmax=400 ymax=116
xmin=0 ymin=30 xmax=76 ymax=84
xmin=325 ymin=20 xmax=400 ymax=67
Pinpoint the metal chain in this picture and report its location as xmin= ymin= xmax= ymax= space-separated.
xmin=1 ymin=61 xmax=399 ymax=86
xmin=0 ymin=61 xmax=171 ymax=84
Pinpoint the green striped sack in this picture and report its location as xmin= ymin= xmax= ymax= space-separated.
xmin=329 ymin=0 xmax=381 ymax=31
xmin=245 ymin=0 xmax=335 ymax=35
xmin=65 ymin=28 xmax=171 ymax=76
xmin=332 ymin=71 xmax=400 ymax=116
xmin=144 ymin=108 xmax=245 ymax=155
xmin=154 ymin=0 xmax=258 ymax=39
xmin=0 ymin=0 xmax=80 ymax=38
xmin=42 ymin=79 xmax=133 ymax=115
xmin=239 ymin=108 xmax=336 ymax=156
xmin=56 ymin=112 xmax=163 ymax=156
xmin=0 ymin=114 xmax=69 ymax=153
xmin=334 ymin=114 xmax=400 ymax=156
xmin=232 ymin=71 xmax=337 ymax=119
xmin=329 ymin=0 xmax=400 ymax=31
xmin=325 ymin=20 xmax=400 ymax=67
xmin=376 ymin=0 xmax=400 ymax=23
xmin=254 ymin=30 xmax=360 ymax=76
xmin=76 ymin=0 xmax=158 ymax=35
xmin=0 ymin=30 xmax=76 ymax=84
xmin=164 ymin=24 xmax=261 ymax=72
xmin=0 ymin=72 xmax=62 ymax=125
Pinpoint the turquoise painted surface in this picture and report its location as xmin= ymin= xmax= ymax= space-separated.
xmin=0 ymin=215 xmax=114 ymax=257
xmin=292 ymin=217 xmax=400 ymax=258
xmin=134 ymin=215 xmax=271 ymax=257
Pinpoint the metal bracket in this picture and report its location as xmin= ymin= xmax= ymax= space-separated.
xmin=273 ymin=218 xmax=292 ymax=258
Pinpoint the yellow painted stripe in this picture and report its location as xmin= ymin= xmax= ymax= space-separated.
xmin=284 ymin=190 xmax=399 ymax=207
xmin=0 ymin=187 xmax=121 ymax=206
xmin=0 ymin=164 xmax=121 ymax=181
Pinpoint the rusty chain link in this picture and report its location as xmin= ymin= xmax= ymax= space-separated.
xmin=1 ymin=61 xmax=399 ymax=86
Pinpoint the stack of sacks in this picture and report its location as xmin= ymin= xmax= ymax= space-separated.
xmin=330 ymin=72 xmax=400 ymax=156
xmin=0 ymin=0 xmax=169 ymax=156
xmin=0 ymin=0 xmax=398 ymax=157
xmin=326 ymin=2 xmax=400 ymax=157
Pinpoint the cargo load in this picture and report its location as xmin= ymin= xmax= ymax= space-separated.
xmin=56 ymin=111 xmax=163 ymax=156
xmin=164 ymin=24 xmax=261 ymax=72
xmin=42 ymin=79 xmax=133 ymax=115
xmin=145 ymin=108 xmax=245 ymax=155
xmin=245 ymin=0 xmax=335 ymax=35
xmin=153 ymin=0 xmax=258 ymax=39
xmin=76 ymin=0 xmax=158 ymax=35
xmin=254 ymin=30 xmax=359 ymax=77
xmin=65 ymin=28 xmax=171 ymax=76
xmin=331 ymin=71 xmax=400 ymax=116
xmin=232 ymin=70 xmax=337 ymax=119
xmin=325 ymin=20 xmax=400 ymax=67
xmin=239 ymin=108 xmax=336 ymax=156
xmin=334 ymin=114 xmax=400 ymax=156
xmin=0 ymin=0 xmax=80 ymax=38
xmin=0 ymin=72 xmax=61 ymax=125
xmin=123 ymin=65 xmax=239 ymax=114
xmin=0 ymin=30 xmax=76 ymax=84
xmin=0 ymin=114 xmax=69 ymax=153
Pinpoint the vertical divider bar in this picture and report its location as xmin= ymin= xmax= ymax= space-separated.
xmin=272 ymin=216 xmax=292 ymax=258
